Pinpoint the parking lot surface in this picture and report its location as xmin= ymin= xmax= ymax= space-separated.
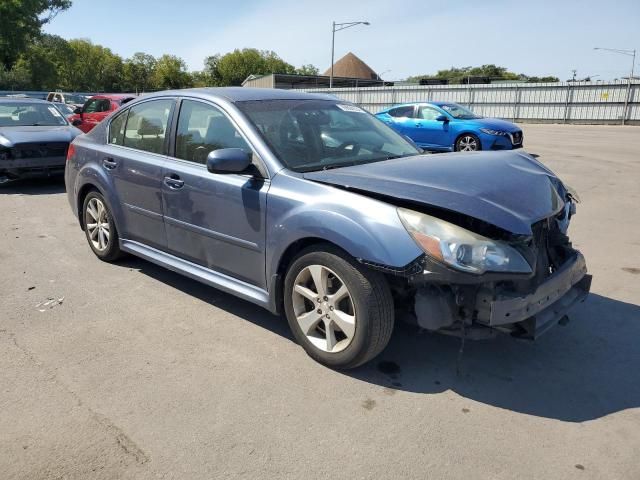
xmin=1 ymin=124 xmax=639 ymax=480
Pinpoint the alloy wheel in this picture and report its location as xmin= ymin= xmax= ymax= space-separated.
xmin=458 ymin=135 xmax=479 ymax=151
xmin=85 ymin=197 xmax=110 ymax=251
xmin=291 ymin=265 xmax=356 ymax=353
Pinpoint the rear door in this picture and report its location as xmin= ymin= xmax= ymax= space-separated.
xmin=161 ymin=98 xmax=269 ymax=288
xmin=380 ymin=105 xmax=416 ymax=136
xmin=102 ymin=98 xmax=176 ymax=250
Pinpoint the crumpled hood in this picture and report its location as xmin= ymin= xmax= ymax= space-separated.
xmin=303 ymin=151 xmax=566 ymax=236
xmin=0 ymin=125 xmax=81 ymax=147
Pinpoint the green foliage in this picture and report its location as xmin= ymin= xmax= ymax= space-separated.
xmin=124 ymin=52 xmax=157 ymax=93
xmin=0 ymin=26 xmax=318 ymax=92
xmin=152 ymin=54 xmax=192 ymax=89
xmin=205 ymin=48 xmax=295 ymax=86
xmin=406 ymin=64 xmax=559 ymax=84
xmin=0 ymin=0 xmax=72 ymax=69
xmin=296 ymin=64 xmax=319 ymax=76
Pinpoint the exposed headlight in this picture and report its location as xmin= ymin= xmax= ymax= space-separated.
xmin=397 ymin=208 xmax=532 ymax=274
xmin=479 ymin=128 xmax=508 ymax=136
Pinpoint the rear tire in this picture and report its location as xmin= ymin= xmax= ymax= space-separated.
xmin=455 ymin=133 xmax=481 ymax=152
xmin=82 ymin=191 xmax=122 ymax=262
xmin=283 ymin=245 xmax=394 ymax=369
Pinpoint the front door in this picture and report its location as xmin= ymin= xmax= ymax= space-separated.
xmin=101 ymin=98 xmax=175 ymax=250
xmin=406 ymin=105 xmax=451 ymax=149
xmin=161 ymin=99 xmax=269 ymax=288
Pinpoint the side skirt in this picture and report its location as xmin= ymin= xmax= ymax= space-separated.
xmin=120 ymin=239 xmax=272 ymax=311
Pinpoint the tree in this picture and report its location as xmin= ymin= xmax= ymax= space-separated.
xmin=0 ymin=0 xmax=72 ymax=69
xmin=406 ymin=64 xmax=559 ymax=84
xmin=152 ymin=54 xmax=192 ymax=89
xmin=205 ymin=48 xmax=295 ymax=86
xmin=63 ymin=39 xmax=123 ymax=91
xmin=124 ymin=52 xmax=157 ymax=93
xmin=296 ymin=64 xmax=319 ymax=76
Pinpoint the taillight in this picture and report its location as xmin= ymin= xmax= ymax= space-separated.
xmin=66 ymin=143 xmax=76 ymax=162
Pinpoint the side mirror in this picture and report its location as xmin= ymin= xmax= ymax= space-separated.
xmin=436 ymin=115 xmax=448 ymax=122
xmin=206 ymin=148 xmax=253 ymax=174
xmin=74 ymin=106 xmax=83 ymax=115
xmin=72 ymin=119 xmax=82 ymax=127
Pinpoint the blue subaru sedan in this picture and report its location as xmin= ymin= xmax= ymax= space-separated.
xmin=65 ymin=88 xmax=589 ymax=369
xmin=376 ymin=102 xmax=523 ymax=152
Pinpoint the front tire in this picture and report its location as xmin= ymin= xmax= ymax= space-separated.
xmin=82 ymin=191 xmax=122 ymax=262
xmin=283 ymin=246 xmax=394 ymax=369
xmin=455 ymin=133 xmax=481 ymax=152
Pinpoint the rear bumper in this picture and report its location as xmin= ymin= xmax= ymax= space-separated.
xmin=476 ymin=252 xmax=591 ymax=338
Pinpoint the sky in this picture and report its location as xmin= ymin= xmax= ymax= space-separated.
xmin=44 ymin=0 xmax=640 ymax=81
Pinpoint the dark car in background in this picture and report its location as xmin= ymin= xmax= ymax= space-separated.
xmin=0 ymin=98 xmax=81 ymax=182
xmin=52 ymin=102 xmax=76 ymax=118
xmin=376 ymin=102 xmax=523 ymax=152
xmin=65 ymin=88 xmax=590 ymax=369
xmin=69 ymin=94 xmax=136 ymax=133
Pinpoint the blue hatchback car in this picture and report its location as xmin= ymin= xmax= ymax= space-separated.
xmin=65 ymin=88 xmax=589 ymax=369
xmin=376 ymin=102 xmax=523 ymax=152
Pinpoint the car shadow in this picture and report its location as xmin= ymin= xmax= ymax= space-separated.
xmin=0 ymin=176 xmax=66 ymax=195
xmin=117 ymin=256 xmax=293 ymax=340
xmin=117 ymin=256 xmax=639 ymax=423
xmin=347 ymin=293 xmax=640 ymax=423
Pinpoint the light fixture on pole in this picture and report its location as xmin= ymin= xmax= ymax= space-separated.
xmin=594 ymin=47 xmax=636 ymax=124
xmin=330 ymin=20 xmax=370 ymax=88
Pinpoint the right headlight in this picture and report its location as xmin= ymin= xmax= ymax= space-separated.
xmin=397 ymin=207 xmax=532 ymax=274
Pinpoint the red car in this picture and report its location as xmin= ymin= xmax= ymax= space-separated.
xmin=69 ymin=94 xmax=136 ymax=133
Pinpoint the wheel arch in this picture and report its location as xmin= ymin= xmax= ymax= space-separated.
xmin=270 ymin=237 xmax=351 ymax=314
xmin=454 ymin=131 xmax=482 ymax=150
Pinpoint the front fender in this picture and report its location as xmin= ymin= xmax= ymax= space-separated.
xmin=265 ymin=173 xmax=423 ymax=283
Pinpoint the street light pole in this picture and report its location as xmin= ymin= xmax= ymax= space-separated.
xmin=594 ymin=47 xmax=636 ymax=125
xmin=330 ymin=20 xmax=370 ymax=88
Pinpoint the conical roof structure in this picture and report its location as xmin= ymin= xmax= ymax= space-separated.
xmin=323 ymin=52 xmax=379 ymax=80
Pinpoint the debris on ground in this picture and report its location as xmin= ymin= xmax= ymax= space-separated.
xmin=35 ymin=297 xmax=64 ymax=312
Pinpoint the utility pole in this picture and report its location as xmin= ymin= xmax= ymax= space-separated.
xmin=594 ymin=47 xmax=636 ymax=125
xmin=329 ymin=21 xmax=370 ymax=88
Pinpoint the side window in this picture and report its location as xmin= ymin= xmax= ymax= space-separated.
xmin=108 ymin=111 xmax=127 ymax=145
xmin=418 ymin=106 xmax=440 ymax=120
xmin=98 ymin=99 xmax=111 ymax=112
xmin=123 ymin=99 xmax=173 ymax=154
xmin=83 ymin=99 xmax=101 ymax=113
xmin=175 ymin=100 xmax=250 ymax=164
xmin=388 ymin=106 xmax=414 ymax=118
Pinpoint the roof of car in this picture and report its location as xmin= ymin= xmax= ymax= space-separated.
xmin=0 ymin=97 xmax=49 ymax=104
xmin=379 ymin=101 xmax=461 ymax=112
xmin=89 ymin=93 xmax=137 ymax=100
xmin=142 ymin=87 xmax=338 ymax=103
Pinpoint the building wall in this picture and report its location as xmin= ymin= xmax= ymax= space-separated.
xmin=243 ymin=75 xmax=275 ymax=89
xmin=300 ymin=81 xmax=640 ymax=125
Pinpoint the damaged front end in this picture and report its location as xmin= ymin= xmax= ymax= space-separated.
xmin=378 ymin=190 xmax=591 ymax=341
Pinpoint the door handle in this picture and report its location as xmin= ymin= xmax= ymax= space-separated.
xmin=102 ymin=157 xmax=117 ymax=169
xmin=164 ymin=174 xmax=184 ymax=189
xmin=415 ymin=123 xmax=423 ymax=128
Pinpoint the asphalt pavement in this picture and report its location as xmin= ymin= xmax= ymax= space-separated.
xmin=1 ymin=124 xmax=639 ymax=479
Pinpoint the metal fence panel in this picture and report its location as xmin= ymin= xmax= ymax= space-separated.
xmin=301 ymin=80 xmax=639 ymax=124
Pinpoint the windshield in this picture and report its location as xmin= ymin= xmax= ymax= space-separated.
xmin=236 ymin=99 xmax=420 ymax=172
xmin=439 ymin=103 xmax=482 ymax=120
xmin=64 ymin=94 xmax=88 ymax=105
xmin=0 ymin=102 xmax=68 ymax=127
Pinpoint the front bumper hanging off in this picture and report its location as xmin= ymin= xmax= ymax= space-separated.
xmin=475 ymin=252 xmax=592 ymax=338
